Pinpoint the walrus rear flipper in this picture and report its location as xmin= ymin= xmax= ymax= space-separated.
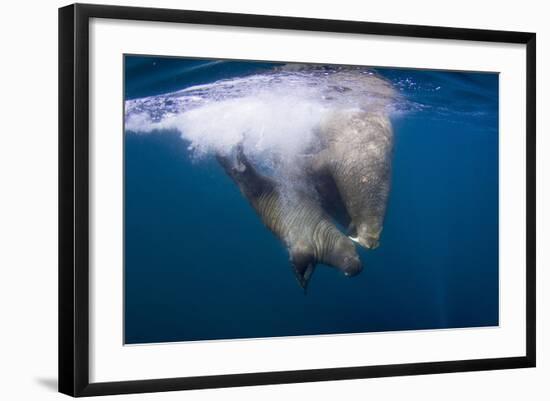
xmin=215 ymin=144 xmax=245 ymax=177
xmin=216 ymin=144 xmax=272 ymax=199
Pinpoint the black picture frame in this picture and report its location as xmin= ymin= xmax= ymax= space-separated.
xmin=59 ymin=3 xmax=536 ymax=397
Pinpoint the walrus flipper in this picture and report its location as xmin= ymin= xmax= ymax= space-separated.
xmin=304 ymin=152 xmax=352 ymax=230
xmin=216 ymin=144 xmax=273 ymax=199
xmin=289 ymin=243 xmax=316 ymax=291
xmin=215 ymin=143 xmax=247 ymax=177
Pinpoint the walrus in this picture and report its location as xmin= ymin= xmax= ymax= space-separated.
xmin=217 ymin=145 xmax=362 ymax=289
xmin=308 ymin=111 xmax=393 ymax=250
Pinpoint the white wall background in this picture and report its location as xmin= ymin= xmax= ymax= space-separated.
xmin=0 ymin=0 xmax=547 ymax=399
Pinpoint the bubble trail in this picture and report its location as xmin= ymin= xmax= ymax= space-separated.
xmin=127 ymin=65 xmax=399 ymax=150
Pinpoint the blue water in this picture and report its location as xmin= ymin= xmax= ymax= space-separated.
xmin=124 ymin=55 xmax=499 ymax=344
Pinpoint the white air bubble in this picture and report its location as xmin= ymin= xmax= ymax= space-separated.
xmin=124 ymin=65 xmax=400 ymax=197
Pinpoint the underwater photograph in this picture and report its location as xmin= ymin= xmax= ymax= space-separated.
xmin=123 ymin=55 xmax=499 ymax=345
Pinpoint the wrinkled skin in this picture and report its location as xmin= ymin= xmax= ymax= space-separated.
xmin=309 ymin=111 xmax=393 ymax=250
xmin=217 ymin=146 xmax=362 ymax=290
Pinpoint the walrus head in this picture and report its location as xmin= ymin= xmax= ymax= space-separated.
xmin=349 ymin=219 xmax=383 ymax=250
xmin=327 ymin=237 xmax=362 ymax=277
xmin=290 ymin=236 xmax=362 ymax=291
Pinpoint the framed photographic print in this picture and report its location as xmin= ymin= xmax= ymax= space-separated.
xmin=58 ymin=3 xmax=536 ymax=397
